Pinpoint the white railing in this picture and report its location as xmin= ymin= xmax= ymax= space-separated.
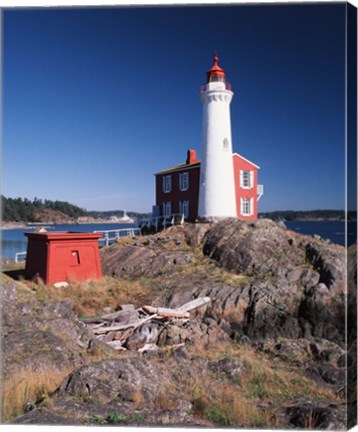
xmin=257 ymin=184 xmax=264 ymax=201
xmin=15 ymin=251 xmax=27 ymax=263
xmin=94 ymin=228 xmax=142 ymax=247
xmin=12 ymin=229 xmax=142 ymax=261
xmin=143 ymin=213 xmax=185 ymax=231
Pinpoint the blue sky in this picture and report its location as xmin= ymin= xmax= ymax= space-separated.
xmin=3 ymin=3 xmax=347 ymax=212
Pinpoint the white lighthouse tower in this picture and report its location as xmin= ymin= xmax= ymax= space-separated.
xmin=198 ymin=53 xmax=237 ymax=221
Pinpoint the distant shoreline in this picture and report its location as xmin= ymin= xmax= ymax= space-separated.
xmin=1 ymin=218 xmax=352 ymax=231
xmin=1 ymin=222 xmax=28 ymax=230
xmin=1 ymin=220 xmax=137 ymax=230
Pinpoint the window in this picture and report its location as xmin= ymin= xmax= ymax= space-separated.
xmin=179 ymin=172 xmax=189 ymax=191
xmin=162 ymin=175 xmax=172 ymax=193
xmin=240 ymin=170 xmax=254 ymax=189
xmin=223 ymin=138 xmax=229 ymax=151
xmin=183 ymin=200 xmax=189 ymax=218
xmin=179 ymin=200 xmax=190 ymax=219
xmin=70 ymin=250 xmax=80 ymax=266
xmin=162 ymin=202 xmax=171 ymax=217
xmin=240 ymin=198 xmax=254 ymax=216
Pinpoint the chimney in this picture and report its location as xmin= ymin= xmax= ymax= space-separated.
xmin=186 ymin=149 xmax=198 ymax=165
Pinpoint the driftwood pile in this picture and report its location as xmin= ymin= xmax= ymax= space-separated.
xmin=82 ymin=297 xmax=211 ymax=352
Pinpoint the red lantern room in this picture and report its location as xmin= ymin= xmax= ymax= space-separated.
xmin=25 ymin=231 xmax=102 ymax=285
xmin=206 ymin=52 xmax=226 ymax=83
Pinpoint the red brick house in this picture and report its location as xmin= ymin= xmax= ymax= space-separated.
xmin=154 ymin=149 xmax=263 ymax=222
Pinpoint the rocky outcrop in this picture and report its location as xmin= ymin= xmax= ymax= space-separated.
xmin=58 ymin=357 xmax=166 ymax=403
xmin=203 ymin=219 xmax=303 ymax=275
xmin=100 ymin=220 xmax=347 ymax=346
xmin=200 ymin=219 xmax=347 ymax=345
xmin=285 ymin=401 xmax=347 ymax=429
xmin=101 ymin=243 xmax=195 ymax=279
xmin=3 ymin=219 xmax=354 ymax=428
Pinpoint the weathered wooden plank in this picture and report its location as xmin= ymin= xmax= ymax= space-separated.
xmin=142 ymin=305 xmax=190 ymax=319
xmin=101 ymin=309 xmax=138 ymax=322
xmin=106 ymin=340 xmax=127 ymax=350
xmin=93 ymin=314 xmax=157 ymax=335
xmin=103 ymin=331 xmax=116 ymax=342
xmin=137 ymin=343 xmax=160 ymax=353
xmin=176 ymin=297 xmax=211 ymax=313
xmin=114 ymin=328 xmax=134 ymax=341
xmin=93 ymin=321 xmax=140 ymax=334
xmin=92 ymin=322 xmax=107 ymax=329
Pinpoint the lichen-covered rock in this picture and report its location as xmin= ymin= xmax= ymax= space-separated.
xmin=101 ymin=243 xmax=195 ymax=278
xmin=203 ymin=218 xmax=303 ymax=276
xmin=285 ymin=401 xmax=347 ymax=429
xmin=12 ymin=409 xmax=78 ymax=425
xmin=58 ymin=357 xmax=168 ymax=404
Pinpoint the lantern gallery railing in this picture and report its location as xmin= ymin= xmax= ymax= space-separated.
xmin=93 ymin=228 xmax=142 ymax=247
xmin=200 ymin=81 xmax=232 ymax=93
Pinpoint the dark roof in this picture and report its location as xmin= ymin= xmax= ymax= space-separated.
xmin=154 ymin=160 xmax=201 ymax=175
xmin=155 ymin=152 xmax=259 ymax=175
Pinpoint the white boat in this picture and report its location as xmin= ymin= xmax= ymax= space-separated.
xmin=117 ymin=211 xmax=135 ymax=224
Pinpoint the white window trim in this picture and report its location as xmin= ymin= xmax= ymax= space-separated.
xmin=240 ymin=197 xmax=254 ymax=216
xmin=163 ymin=175 xmax=172 ymax=193
xmin=183 ymin=200 xmax=189 ymax=218
xmin=179 ymin=200 xmax=190 ymax=219
xmin=179 ymin=172 xmax=189 ymax=191
xmin=250 ymin=197 xmax=254 ymax=216
xmin=163 ymin=201 xmax=171 ymax=217
xmin=240 ymin=170 xmax=254 ymax=189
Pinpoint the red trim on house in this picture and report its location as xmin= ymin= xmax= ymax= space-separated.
xmin=233 ymin=154 xmax=258 ymax=220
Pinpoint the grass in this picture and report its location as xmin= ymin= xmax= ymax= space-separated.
xmin=82 ymin=412 xmax=145 ymax=425
xmin=106 ymin=412 xmax=128 ymax=423
xmin=184 ymin=342 xmax=340 ymax=428
xmin=2 ymin=365 xmax=72 ymax=422
xmin=27 ymin=276 xmax=158 ymax=317
xmin=153 ymin=392 xmax=179 ymax=411
xmin=190 ymin=368 xmax=275 ymax=428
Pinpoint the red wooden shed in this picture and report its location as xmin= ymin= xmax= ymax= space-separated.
xmin=25 ymin=231 xmax=102 ymax=285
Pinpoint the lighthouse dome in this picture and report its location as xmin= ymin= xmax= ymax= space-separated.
xmin=207 ymin=53 xmax=226 ymax=83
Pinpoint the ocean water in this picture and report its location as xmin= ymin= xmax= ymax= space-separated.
xmin=285 ymin=220 xmax=356 ymax=247
xmin=1 ymin=223 xmax=137 ymax=260
xmin=1 ymin=220 xmax=356 ymax=261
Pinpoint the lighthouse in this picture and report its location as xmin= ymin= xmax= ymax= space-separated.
xmin=198 ymin=54 xmax=237 ymax=221
xmin=153 ymin=53 xmax=263 ymax=225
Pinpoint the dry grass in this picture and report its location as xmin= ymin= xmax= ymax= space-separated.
xmin=130 ymin=388 xmax=145 ymax=406
xmin=184 ymin=342 xmax=340 ymax=428
xmin=28 ymin=276 xmax=157 ymax=317
xmin=189 ymin=368 xmax=274 ymax=427
xmin=153 ymin=392 xmax=179 ymax=411
xmin=2 ymin=366 xmax=72 ymax=422
xmin=115 ymin=237 xmax=136 ymax=246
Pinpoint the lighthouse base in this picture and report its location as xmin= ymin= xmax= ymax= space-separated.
xmin=198 ymin=216 xmax=238 ymax=223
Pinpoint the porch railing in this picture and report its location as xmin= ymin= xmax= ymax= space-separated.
xmin=93 ymin=227 xmax=142 ymax=247
xmin=15 ymin=251 xmax=27 ymax=263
